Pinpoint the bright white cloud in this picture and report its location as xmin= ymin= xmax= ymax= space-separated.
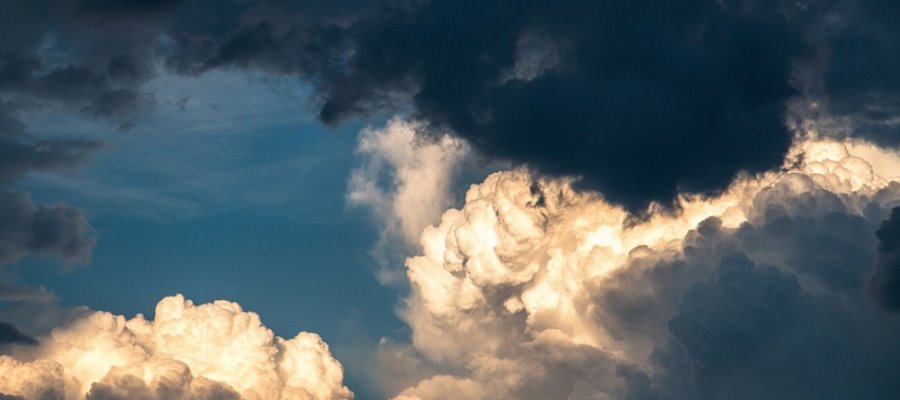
xmin=0 ymin=295 xmax=353 ymax=400
xmin=347 ymin=117 xmax=469 ymax=285
xmin=389 ymin=136 xmax=900 ymax=399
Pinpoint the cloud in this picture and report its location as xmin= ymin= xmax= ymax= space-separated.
xmin=318 ymin=0 xmax=818 ymax=211
xmin=347 ymin=117 xmax=468 ymax=285
xmin=0 ymin=294 xmax=353 ymax=400
xmin=0 ymin=0 xmax=360 ymax=276
xmin=0 ymin=191 xmax=95 ymax=266
xmin=0 ymin=111 xmax=101 ymax=187
xmin=0 ymin=323 xmax=37 ymax=347
xmin=0 ymin=0 xmax=875 ymax=213
xmin=821 ymin=0 xmax=900 ymax=146
xmin=661 ymin=249 xmax=900 ymax=399
xmin=2 ymin=0 xmax=900 ymax=212
xmin=869 ymin=206 xmax=900 ymax=311
xmin=0 ymin=357 xmax=66 ymax=400
xmin=0 ymin=98 xmax=98 ymax=273
xmin=384 ymin=136 xmax=900 ymax=399
xmin=0 ymin=281 xmax=55 ymax=304
xmin=394 ymin=376 xmax=485 ymax=400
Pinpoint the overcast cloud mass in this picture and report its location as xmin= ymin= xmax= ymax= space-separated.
xmin=1 ymin=0 xmax=900 ymax=399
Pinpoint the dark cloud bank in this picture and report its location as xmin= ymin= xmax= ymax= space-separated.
xmin=0 ymin=0 xmax=893 ymax=284
xmin=576 ymin=181 xmax=900 ymax=400
xmin=0 ymin=322 xmax=36 ymax=347
xmin=870 ymin=206 xmax=900 ymax=311
xmin=0 ymin=0 xmax=898 ymax=210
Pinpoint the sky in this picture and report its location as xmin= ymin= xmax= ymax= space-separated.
xmin=10 ymin=70 xmax=406 ymax=398
xmin=1 ymin=1 xmax=900 ymax=400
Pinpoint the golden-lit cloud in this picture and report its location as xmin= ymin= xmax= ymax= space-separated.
xmin=347 ymin=117 xmax=469 ymax=285
xmin=391 ymin=136 xmax=900 ymax=399
xmin=0 ymin=295 xmax=352 ymax=400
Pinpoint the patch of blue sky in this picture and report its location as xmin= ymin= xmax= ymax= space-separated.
xmin=11 ymin=69 xmax=400 ymax=399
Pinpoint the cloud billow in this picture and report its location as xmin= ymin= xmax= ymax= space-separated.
xmin=387 ymin=138 xmax=900 ymax=399
xmin=0 ymin=294 xmax=353 ymax=400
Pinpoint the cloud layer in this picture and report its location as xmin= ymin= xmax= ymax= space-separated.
xmin=2 ymin=0 xmax=898 ymax=210
xmin=822 ymin=0 xmax=900 ymax=146
xmin=0 ymin=295 xmax=353 ymax=400
xmin=390 ymin=137 xmax=900 ymax=399
xmin=0 ymin=103 xmax=98 ymax=270
xmin=316 ymin=0 xmax=811 ymax=210
xmin=0 ymin=191 xmax=94 ymax=266
xmin=870 ymin=206 xmax=900 ymax=311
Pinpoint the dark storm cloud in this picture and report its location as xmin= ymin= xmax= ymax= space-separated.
xmin=0 ymin=107 xmax=101 ymax=186
xmin=664 ymin=252 xmax=900 ymax=400
xmin=311 ymin=0 xmax=817 ymax=210
xmin=0 ymin=102 xmax=97 ymax=268
xmin=76 ymin=0 xmax=184 ymax=16
xmin=0 ymin=1 xmax=163 ymax=127
xmin=823 ymin=0 xmax=900 ymax=146
xmin=584 ymin=184 xmax=900 ymax=400
xmin=0 ymin=191 xmax=95 ymax=266
xmin=0 ymin=322 xmax=37 ymax=347
xmin=0 ymin=0 xmax=898 ymax=211
xmin=0 ymin=0 xmax=136 ymax=270
xmin=869 ymin=206 xmax=900 ymax=311
xmin=0 ymin=0 xmax=371 ymax=268
xmin=734 ymin=183 xmax=877 ymax=294
xmin=0 ymin=0 xmax=812 ymax=212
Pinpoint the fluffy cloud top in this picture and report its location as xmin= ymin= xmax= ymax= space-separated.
xmin=347 ymin=118 xmax=468 ymax=285
xmin=0 ymin=295 xmax=353 ymax=400
xmin=392 ymin=137 xmax=900 ymax=399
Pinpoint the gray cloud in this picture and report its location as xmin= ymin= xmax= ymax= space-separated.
xmin=2 ymin=0 xmax=896 ymax=212
xmin=84 ymin=372 xmax=241 ymax=400
xmin=0 ymin=3 xmax=104 ymax=273
xmin=0 ymin=322 xmax=37 ymax=347
xmin=0 ymin=191 xmax=94 ymax=266
xmin=1 ymin=0 xmax=899 ymax=213
xmin=0 ymin=102 xmax=100 ymax=186
xmin=822 ymin=0 xmax=900 ymax=146
xmin=868 ymin=206 xmax=900 ymax=311
xmin=612 ymin=193 xmax=900 ymax=399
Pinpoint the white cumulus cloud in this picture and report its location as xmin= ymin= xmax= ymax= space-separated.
xmin=389 ymin=136 xmax=900 ymax=399
xmin=0 ymin=295 xmax=352 ymax=400
xmin=347 ymin=117 xmax=469 ymax=285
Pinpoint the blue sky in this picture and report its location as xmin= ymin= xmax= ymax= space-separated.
xmin=13 ymin=70 xmax=406 ymax=398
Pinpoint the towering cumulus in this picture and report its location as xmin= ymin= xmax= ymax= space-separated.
xmin=394 ymin=137 xmax=900 ymax=399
